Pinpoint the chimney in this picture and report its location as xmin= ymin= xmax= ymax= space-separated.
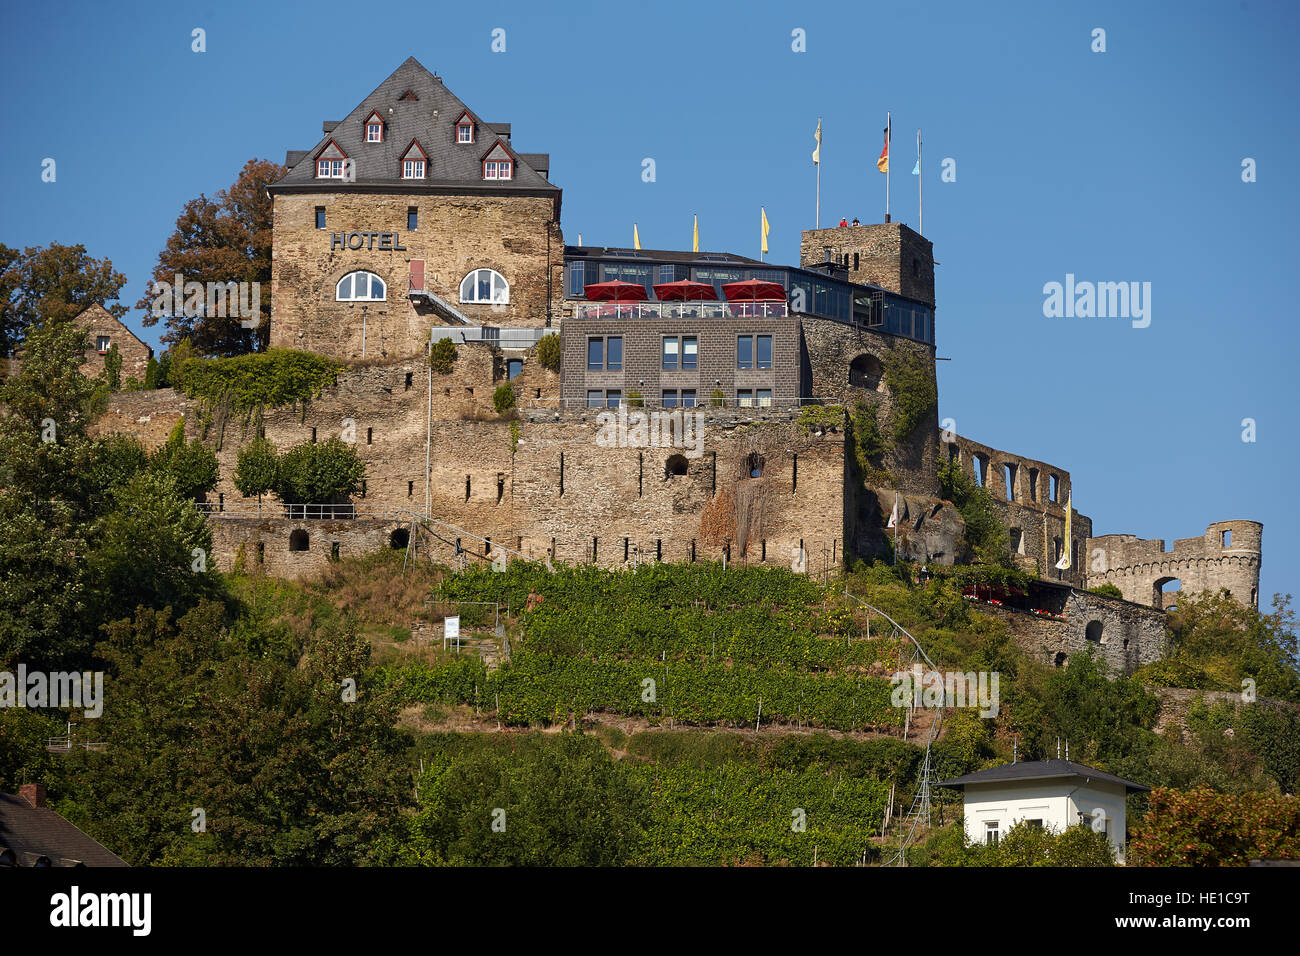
xmin=18 ymin=783 xmax=47 ymax=809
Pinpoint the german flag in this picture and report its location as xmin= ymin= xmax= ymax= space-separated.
xmin=876 ymin=121 xmax=890 ymax=174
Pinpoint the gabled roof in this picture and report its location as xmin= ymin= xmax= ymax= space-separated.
xmin=75 ymin=304 xmax=150 ymax=352
xmin=937 ymin=759 xmax=1149 ymax=793
xmin=271 ymin=57 xmax=557 ymax=203
xmin=0 ymin=792 xmax=127 ymax=867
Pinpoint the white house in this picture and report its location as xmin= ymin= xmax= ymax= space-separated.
xmin=937 ymin=759 xmax=1148 ymax=864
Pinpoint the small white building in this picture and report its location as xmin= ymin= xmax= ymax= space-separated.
xmin=937 ymin=759 xmax=1148 ymax=864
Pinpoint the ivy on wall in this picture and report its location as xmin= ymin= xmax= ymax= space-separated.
xmin=882 ymin=349 xmax=937 ymax=442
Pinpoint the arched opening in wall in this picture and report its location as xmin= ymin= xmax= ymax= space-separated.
xmin=1028 ymin=468 xmax=1039 ymax=502
xmin=1049 ymin=473 xmax=1060 ymax=502
xmin=1003 ymin=463 xmax=1017 ymax=501
xmin=1221 ymin=529 xmax=1232 ymax=547
xmin=848 ymin=354 xmax=884 ymax=391
xmin=947 ymin=443 xmax=959 ymax=463
xmin=1251 ymin=587 xmax=1257 ymax=605
xmin=665 ymin=454 xmax=689 ymax=478
xmin=1085 ymin=620 xmax=1105 ymax=644
xmin=1054 ymin=652 xmax=1068 ymax=668
xmin=973 ymin=455 xmax=989 ymax=487
xmin=1154 ymin=577 xmax=1181 ymax=610
xmin=745 ymin=453 xmax=765 ymax=479
xmin=390 ymin=528 xmax=409 ymax=550
xmin=1010 ymin=528 xmax=1024 ymax=555
xmin=289 ymin=530 xmax=309 ymax=552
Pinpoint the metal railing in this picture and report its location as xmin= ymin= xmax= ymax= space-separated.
xmin=570 ymin=301 xmax=788 ymax=320
xmin=527 ymin=395 xmax=845 ymax=412
xmin=429 ymin=325 xmax=551 ymax=348
xmin=193 ymin=502 xmax=400 ymax=520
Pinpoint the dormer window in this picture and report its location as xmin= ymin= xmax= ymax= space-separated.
xmin=454 ymin=111 xmax=475 ymax=144
xmin=364 ymin=111 xmax=385 ymax=143
xmin=314 ymin=139 xmax=349 ymax=179
xmin=400 ymin=139 xmax=428 ymax=180
xmin=484 ymin=160 xmax=512 ymax=180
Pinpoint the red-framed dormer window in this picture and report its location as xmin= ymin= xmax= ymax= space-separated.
xmin=400 ymin=139 xmax=428 ymax=180
xmin=364 ymin=110 xmax=384 ymax=143
xmin=314 ymin=139 xmax=349 ymax=179
xmin=454 ymin=110 xmax=475 ymax=144
xmin=483 ymin=159 xmax=512 ymax=180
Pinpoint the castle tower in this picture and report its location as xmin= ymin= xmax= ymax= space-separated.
xmin=1085 ymin=520 xmax=1263 ymax=610
xmin=799 ymin=221 xmax=934 ymax=307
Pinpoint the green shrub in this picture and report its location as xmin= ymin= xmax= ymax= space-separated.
xmin=625 ymin=389 xmax=644 ymax=408
xmin=1089 ymin=583 xmax=1125 ymax=599
xmin=797 ymin=403 xmax=844 ymax=434
xmin=535 ymin=333 xmax=560 ymax=372
xmin=429 ymin=337 xmax=457 ymax=374
xmin=148 ymin=420 xmax=219 ymax=500
xmin=709 ymin=388 xmax=725 ymax=407
xmin=493 ymin=382 xmax=516 ymax=414
xmin=177 ymin=348 xmax=342 ymax=412
xmin=274 ymin=437 xmax=365 ymax=503
xmin=234 ymin=437 xmax=279 ymax=506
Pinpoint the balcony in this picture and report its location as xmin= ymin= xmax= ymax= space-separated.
xmin=570 ymin=300 xmax=788 ymax=320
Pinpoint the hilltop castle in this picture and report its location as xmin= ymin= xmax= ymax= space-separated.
xmin=91 ymin=57 xmax=1261 ymax=673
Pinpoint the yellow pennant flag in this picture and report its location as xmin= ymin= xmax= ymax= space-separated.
xmin=1055 ymin=492 xmax=1073 ymax=570
xmin=692 ymin=215 xmax=699 ymax=253
xmin=761 ymin=207 xmax=770 ymax=255
xmin=633 ymin=223 xmax=641 ymax=250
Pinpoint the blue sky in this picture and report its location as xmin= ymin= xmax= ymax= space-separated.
xmin=2 ymin=0 xmax=1296 ymax=606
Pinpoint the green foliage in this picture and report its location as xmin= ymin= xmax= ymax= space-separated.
xmin=797 ymin=403 xmax=844 ymax=434
xmin=709 ymin=388 xmax=725 ymax=407
xmin=535 ymin=332 xmax=560 ymax=372
xmin=939 ymin=456 xmax=1010 ymax=566
xmin=429 ymin=337 xmax=457 ymax=374
xmin=916 ymin=820 xmax=1116 ymax=867
xmin=143 ymin=354 xmax=160 ymax=389
xmin=492 ymin=382 xmax=516 ymax=414
xmin=509 ymin=419 xmax=520 ymax=454
xmin=847 ymin=397 xmax=890 ymax=483
xmin=389 ymin=733 xmax=647 ymax=865
xmin=273 ymin=437 xmax=365 ymax=504
xmin=102 ymin=343 xmax=121 ymax=390
xmin=234 ymin=436 xmax=279 ymax=504
xmin=148 ymin=420 xmax=220 ymax=500
xmin=177 ymin=348 xmax=342 ymax=413
xmin=165 ymin=338 xmax=195 ymax=390
xmin=1130 ymin=788 xmax=1300 ymax=865
xmin=1089 ymin=583 xmax=1125 ymax=599
xmin=625 ymin=389 xmax=644 ymax=407
xmin=882 ymin=349 xmax=937 ymax=441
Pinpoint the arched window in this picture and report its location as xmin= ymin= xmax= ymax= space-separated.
xmin=336 ymin=271 xmax=386 ymax=302
xmin=665 ymin=454 xmax=689 ymax=478
xmin=1085 ymin=620 xmax=1105 ymax=644
xmin=459 ymin=268 xmax=509 ymax=304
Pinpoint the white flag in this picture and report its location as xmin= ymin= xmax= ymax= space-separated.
xmin=886 ymin=493 xmax=899 ymax=529
xmin=1055 ymin=492 xmax=1073 ymax=570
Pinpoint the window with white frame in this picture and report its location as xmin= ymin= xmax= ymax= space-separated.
xmin=984 ymin=821 xmax=1000 ymax=845
xmin=402 ymin=158 xmax=425 ymax=179
xmin=366 ymin=122 xmax=383 ymax=142
xmin=96 ymin=335 xmax=111 ymax=352
xmin=483 ymin=160 xmax=513 ymax=180
xmin=457 ymin=122 xmax=474 ymax=143
xmin=316 ymin=159 xmax=345 ymax=179
xmin=336 ymin=271 xmax=387 ymax=302
xmin=459 ymin=268 xmax=509 ymax=304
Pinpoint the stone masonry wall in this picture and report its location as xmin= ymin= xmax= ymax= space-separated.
xmin=799 ymin=222 xmax=935 ymax=307
xmin=991 ymin=588 xmax=1166 ymax=675
xmin=1086 ymin=521 xmax=1263 ymax=610
xmin=271 ymin=192 xmax=563 ymax=359
xmin=945 ymin=433 xmax=1091 ymax=587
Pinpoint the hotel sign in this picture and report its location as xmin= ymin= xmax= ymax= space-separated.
xmin=330 ymin=231 xmax=407 ymax=251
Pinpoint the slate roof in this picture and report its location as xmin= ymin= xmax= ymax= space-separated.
xmin=0 ymin=792 xmax=127 ymax=867
xmin=937 ymin=759 xmax=1149 ymax=793
xmin=271 ymin=57 xmax=559 ymax=208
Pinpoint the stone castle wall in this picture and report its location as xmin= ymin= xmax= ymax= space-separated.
xmin=270 ymin=192 xmax=563 ymax=359
xmin=944 ymin=433 xmax=1091 ymax=587
xmin=800 ymin=222 xmax=935 ymax=306
xmin=1087 ymin=521 xmax=1263 ymax=609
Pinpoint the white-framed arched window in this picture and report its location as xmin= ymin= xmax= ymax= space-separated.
xmin=459 ymin=268 xmax=509 ymax=304
xmin=336 ymin=271 xmax=386 ymax=302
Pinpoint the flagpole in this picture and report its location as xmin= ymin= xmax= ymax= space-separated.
xmin=885 ymin=111 xmax=891 ymax=223
xmin=815 ymin=116 xmax=822 ymax=229
xmin=917 ymin=128 xmax=923 ymax=234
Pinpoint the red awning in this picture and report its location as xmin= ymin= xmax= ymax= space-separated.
xmin=583 ymin=280 xmax=649 ymax=302
xmin=652 ymin=279 xmax=718 ymax=301
xmin=721 ymin=279 xmax=786 ymax=302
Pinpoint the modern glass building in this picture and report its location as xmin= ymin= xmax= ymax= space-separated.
xmin=562 ymin=246 xmax=935 ymax=346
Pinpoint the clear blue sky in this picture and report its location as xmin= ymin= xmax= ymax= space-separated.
xmin=2 ymin=0 xmax=1295 ymax=606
